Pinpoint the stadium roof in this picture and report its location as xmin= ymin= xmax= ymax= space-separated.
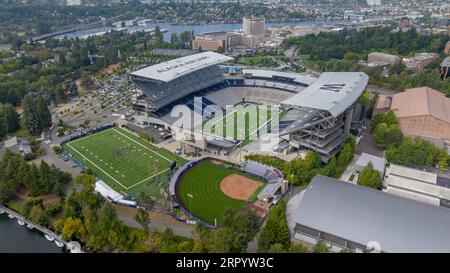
xmin=130 ymin=51 xmax=233 ymax=83
xmin=295 ymin=175 xmax=450 ymax=253
xmin=242 ymin=69 xmax=317 ymax=86
xmin=390 ymin=87 xmax=450 ymax=123
xmin=281 ymin=72 xmax=369 ymax=117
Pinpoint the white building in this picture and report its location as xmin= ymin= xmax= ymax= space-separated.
xmin=384 ymin=164 xmax=450 ymax=208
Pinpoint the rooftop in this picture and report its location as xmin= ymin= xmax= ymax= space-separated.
xmin=390 ymin=86 xmax=450 ymax=123
xmin=130 ymin=51 xmax=233 ymax=83
xmin=281 ymin=72 xmax=369 ymax=117
xmin=355 ymin=153 xmax=386 ymax=174
xmin=295 ymin=175 xmax=450 ymax=253
xmin=242 ymin=69 xmax=317 ymax=86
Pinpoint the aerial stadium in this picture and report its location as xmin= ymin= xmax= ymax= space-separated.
xmin=129 ymin=51 xmax=369 ymax=162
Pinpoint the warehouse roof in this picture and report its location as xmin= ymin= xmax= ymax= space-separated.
xmin=295 ymin=175 xmax=450 ymax=253
xmin=281 ymin=72 xmax=369 ymax=117
xmin=130 ymin=51 xmax=233 ymax=82
xmin=390 ymin=87 xmax=450 ymax=123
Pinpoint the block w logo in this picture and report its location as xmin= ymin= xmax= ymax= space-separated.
xmin=319 ymin=84 xmax=346 ymax=92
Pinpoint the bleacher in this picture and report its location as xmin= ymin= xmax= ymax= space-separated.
xmin=132 ymin=65 xmax=226 ymax=111
xmin=242 ymin=160 xmax=284 ymax=184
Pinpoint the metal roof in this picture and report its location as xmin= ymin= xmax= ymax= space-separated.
xmin=242 ymin=69 xmax=317 ymax=86
xmin=295 ymin=175 xmax=450 ymax=253
xmin=130 ymin=51 xmax=233 ymax=83
xmin=282 ymin=72 xmax=369 ymax=117
xmin=355 ymin=153 xmax=386 ymax=174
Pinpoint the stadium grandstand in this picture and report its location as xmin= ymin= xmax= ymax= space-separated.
xmin=279 ymin=72 xmax=369 ymax=161
xmin=129 ymin=51 xmax=368 ymax=160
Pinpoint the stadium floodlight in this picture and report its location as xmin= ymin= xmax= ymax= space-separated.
xmin=187 ymin=193 xmax=193 ymax=217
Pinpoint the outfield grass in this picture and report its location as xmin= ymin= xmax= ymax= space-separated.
xmin=176 ymin=161 xmax=263 ymax=224
xmin=63 ymin=127 xmax=184 ymax=198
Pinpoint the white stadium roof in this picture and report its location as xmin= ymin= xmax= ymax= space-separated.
xmin=130 ymin=51 xmax=233 ymax=83
xmin=282 ymin=72 xmax=369 ymax=117
xmin=242 ymin=69 xmax=317 ymax=86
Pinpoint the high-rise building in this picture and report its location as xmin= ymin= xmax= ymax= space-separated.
xmin=243 ymin=17 xmax=265 ymax=37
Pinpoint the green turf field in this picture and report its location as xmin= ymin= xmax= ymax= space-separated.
xmin=176 ymin=161 xmax=263 ymax=224
xmin=201 ymin=103 xmax=273 ymax=142
xmin=63 ymin=127 xmax=184 ymax=198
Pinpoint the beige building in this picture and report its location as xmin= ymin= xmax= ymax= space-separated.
xmin=192 ymin=32 xmax=227 ymax=52
xmin=367 ymin=52 xmax=401 ymax=65
xmin=227 ymin=32 xmax=257 ymax=48
xmin=390 ymin=87 xmax=450 ymax=148
xmin=402 ymin=53 xmax=439 ymax=70
xmin=243 ymin=17 xmax=265 ymax=37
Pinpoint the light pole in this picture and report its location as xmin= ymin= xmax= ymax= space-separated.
xmin=187 ymin=193 xmax=193 ymax=217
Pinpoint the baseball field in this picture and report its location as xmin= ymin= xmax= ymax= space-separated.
xmin=176 ymin=160 xmax=264 ymax=224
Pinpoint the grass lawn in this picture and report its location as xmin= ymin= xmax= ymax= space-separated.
xmin=176 ymin=161 xmax=263 ymax=224
xmin=63 ymin=127 xmax=184 ymax=199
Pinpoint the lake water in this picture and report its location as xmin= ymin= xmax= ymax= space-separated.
xmin=54 ymin=19 xmax=347 ymax=41
xmin=0 ymin=214 xmax=63 ymax=253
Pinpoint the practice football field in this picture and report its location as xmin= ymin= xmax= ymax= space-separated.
xmin=63 ymin=127 xmax=184 ymax=198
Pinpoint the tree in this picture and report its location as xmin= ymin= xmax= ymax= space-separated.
xmin=135 ymin=208 xmax=150 ymax=233
xmin=358 ymin=162 xmax=382 ymax=190
xmin=204 ymin=227 xmax=242 ymax=253
xmin=80 ymin=72 xmax=94 ymax=90
xmin=0 ymin=103 xmax=20 ymax=138
xmin=22 ymin=93 xmax=51 ymax=135
xmin=257 ymin=200 xmax=290 ymax=252
xmin=62 ymin=217 xmax=86 ymax=241
xmin=22 ymin=93 xmax=42 ymax=135
xmin=313 ymin=241 xmax=330 ymax=253
xmin=136 ymin=192 xmax=155 ymax=209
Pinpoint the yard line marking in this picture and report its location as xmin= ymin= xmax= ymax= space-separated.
xmin=66 ymin=143 xmax=128 ymax=189
xmin=68 ymin=128 xmax=111 ymax=145
xmin=112 ymin=128 xmax=172 ymax=163
xmin=126 ymin=168 xmax=171 ymax=190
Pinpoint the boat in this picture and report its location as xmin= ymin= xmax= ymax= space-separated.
xmin=26 ymin=224 xmax=34 ymax=230
xmin=55 ymin=241 xmax=64 ymax=248
xmin=0 ymin=208 xmax=4 ymax=214
xmin=44 ymin=235 xmax=54 ymax=242
xmin=17 ymin=220 xmax=25 ymax=226
xmin=7 ymin=214 xmax=14 ymax=219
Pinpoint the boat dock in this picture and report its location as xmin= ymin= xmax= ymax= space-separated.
xmin=0 ymin=205 xmax=83 ymax=253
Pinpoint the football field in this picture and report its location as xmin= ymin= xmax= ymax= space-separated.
xmin=63 ymin=127 xmax=184 ymax=198
xmin=202 ymin=103 xmax=274 ymax=143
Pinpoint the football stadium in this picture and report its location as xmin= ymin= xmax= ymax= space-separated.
xmin=62 ymin=51 xmax=368 ymax=222
xmin=130 ymin=51 xmax=369 ymax=162
xmin=62 ymin=126 xmax=184 ymax=199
